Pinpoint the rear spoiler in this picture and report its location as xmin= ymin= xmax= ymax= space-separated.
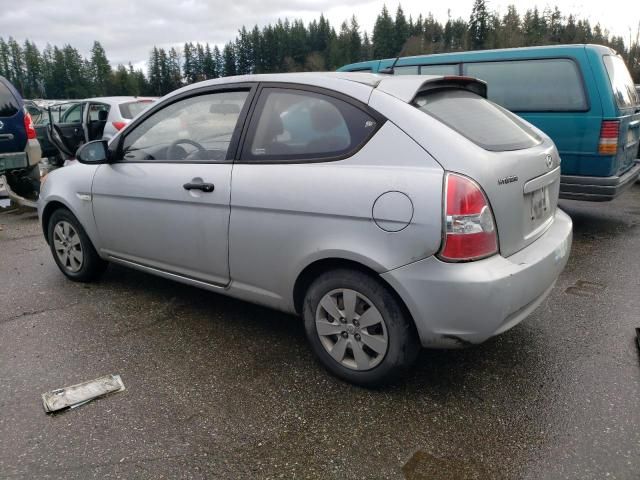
xmin=375 ymin=75 xmax=487 ymax=103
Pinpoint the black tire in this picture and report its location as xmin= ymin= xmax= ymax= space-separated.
xmin=47 ymin=208 xmax=108 ymax=282
xmin=303 ymin=269 xmax=420 ymax=387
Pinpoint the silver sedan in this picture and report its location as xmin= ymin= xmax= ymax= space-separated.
xmin=38 ymin=72 xmax=572 ymax=386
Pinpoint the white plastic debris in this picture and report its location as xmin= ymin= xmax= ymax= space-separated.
xmin=42 ymin=374 xmax=125 ymax=413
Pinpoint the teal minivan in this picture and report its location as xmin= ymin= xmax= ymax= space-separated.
xmin=339 ymin=44 xmax=640 ymax=201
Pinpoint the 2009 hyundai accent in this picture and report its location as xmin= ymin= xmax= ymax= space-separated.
xmin=38 ymin=72 xmax=572 ymax=386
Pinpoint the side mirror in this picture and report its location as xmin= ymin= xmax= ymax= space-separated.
xmin=76 ymin=140 xmax=110 ymax=164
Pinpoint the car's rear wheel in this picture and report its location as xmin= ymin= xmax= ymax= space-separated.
xmin=47 ymin=208 xmax=107 ymax=282
xmin=302 ymin=269 xmax=419 ymax=387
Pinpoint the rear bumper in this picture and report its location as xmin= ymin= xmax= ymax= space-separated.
xmin=560 ymin=161 xmax=640 ymax=201
xmin=381 ymin=209 xmax=572 ymax=348
xmin=26 ymin=139 xmax=42 ymax=167
xmin=0 ymin=151 xmax=29 ymax=174
xmin=0 ymin=139 xmax=41 ymax=174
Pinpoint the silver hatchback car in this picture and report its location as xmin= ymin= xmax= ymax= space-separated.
xmin=38 ymin=72 xmax=572 ymax=386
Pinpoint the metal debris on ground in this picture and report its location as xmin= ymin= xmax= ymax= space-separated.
xmin=42 ymin=374 xmax=125 ymax=413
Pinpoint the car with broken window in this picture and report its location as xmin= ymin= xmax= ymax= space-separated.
xmin=46 ymin=97 xmax=156 ymax=163
xmin=38 ymin=72 xmax=572 ymax=386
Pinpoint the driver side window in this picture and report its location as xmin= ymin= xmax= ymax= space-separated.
xmin=122 ymin=90 xmax=249 ymax=162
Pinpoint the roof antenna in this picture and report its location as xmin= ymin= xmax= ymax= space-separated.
xmin=379 ymin=35 xmax=420 ymax=74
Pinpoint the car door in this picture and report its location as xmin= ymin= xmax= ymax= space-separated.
xmin=91 ymin=85 xmax=255 ymax=286
xmin=48 ymin=102 xmax=87 ymax=156
xmin=229 ymin=86 xmax=390 ymax=301
xmin=86 ymin=102 xmax=110 ymax=141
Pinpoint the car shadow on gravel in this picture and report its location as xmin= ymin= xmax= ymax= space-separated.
xmin=97 ymin=262 xmax=548 ymax=396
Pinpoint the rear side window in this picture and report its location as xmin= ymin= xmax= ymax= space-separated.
xmin=414 ymin=89 xmax=541 ymax=151
xmin=88 ymin=104 xmax=109 ymax=121
xmin=394 ymin=66 xmax=419 ymax=75
xmin=0 ymin=81 xmax=19 ymax=117
xmin=120 ymin=101 xmax=154 ymax=119
xmin=420 ymin=64 xmax=459 ymax=76
xmin=245 ymin=88 xmax=378 ymax=162
xmin=463 ymin=59 xmax=587 ymax=112
xmin=603 ymin=55 xmax=640 ymax=109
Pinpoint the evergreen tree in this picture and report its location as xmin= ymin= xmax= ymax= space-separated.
xmin=361 ymin=32 xmax=373 ymax=61
xmin=7 ymin=38 xmax=25 ymax=93
xmin=0 ymin=38 xmax=10 ymax=81
xmin=203 ymin=44 xmax=215 ymax=79
xmin=469 ymin=0 xmax=490 ymax=49
xmin=349 ymin=16 xmax=362 ymax=63
xmin=148 ymin=47 xmax=162 ymax=95
xmin=373 ymin=5 xmax=396 ymax=58
xmin=223 ymin=43 xmax=236 ymax=76
xmin=213 ymin=45 xmax=223 ymax=78
xmin=23 ymin=40 xmax=42 ymax=98
xmin=183 ymin=42 xmax=196 ymax=84
xmin=90 ymin=41 xmax=112 ymax=96
xmin=168 ymin=47 xmax=182 ymax=90
xmin=394 ymin=5 xmax=409 ymax=53
xmin=236 ymin=27 xmax=253 ymax=74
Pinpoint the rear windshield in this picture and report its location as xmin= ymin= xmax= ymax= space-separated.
xmin=603 ymin=55 xmax=640 ymax=109
xmin=414 ymin=89 xmax=541 ymax=151
xmin=119 ymin=101 xmax=154 ymax=119
xmin=0 ymin=81 xmax=19 ymax=117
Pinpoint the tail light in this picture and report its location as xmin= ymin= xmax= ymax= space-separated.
xmin=598 ymin=120 xmax=619 ymax=155
xmin=23 ymin=112 xmax=37 ymax=139
xmin=112 ymin=121 xmax=127 ymax=131
xmin=438 ymin=172 xmax=498 ymax=262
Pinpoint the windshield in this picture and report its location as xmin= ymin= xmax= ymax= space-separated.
xmin=603 ymin=55 xmax=640 ymax=109
xmin=119 ymin=100 xmax=155 ymax=119
xmin=414 ymin=88 xmax=541 ymax=151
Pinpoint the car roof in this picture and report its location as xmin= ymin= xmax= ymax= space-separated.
xmin=164 ymin=71 xmax=464 ymax=104
xmin=339 ymin=43 xmax=620 ymax=72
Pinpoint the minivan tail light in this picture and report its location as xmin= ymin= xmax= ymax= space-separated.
xmin=438 ymin=172 xmax=498 ymax=262
xmin=598 ymin=120 xmax=619 ymax=155
xmin=24 ymin=112 xmax=37 ymax=140
xmin=112 ymin=121 xmax=126 ymax=131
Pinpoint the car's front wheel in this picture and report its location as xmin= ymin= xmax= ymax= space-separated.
xmin=303 ymin=269 xmax=419 ymax=387
xmin=47 ymin=208 xmax=107 ymax=282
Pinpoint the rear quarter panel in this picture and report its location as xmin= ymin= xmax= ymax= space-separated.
xmin=228 ymin=121 xmax=444 ymax=312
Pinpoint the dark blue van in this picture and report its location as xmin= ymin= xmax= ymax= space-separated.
xmin=338 ymin=45 xmax=640 ymax=201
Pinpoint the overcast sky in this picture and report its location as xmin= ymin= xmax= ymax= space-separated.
xmin=1 ymin=0 xmax=638 ymax=69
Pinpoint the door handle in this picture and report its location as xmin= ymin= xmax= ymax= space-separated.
xmin=183 ymin=182 xmax=215 ymax=193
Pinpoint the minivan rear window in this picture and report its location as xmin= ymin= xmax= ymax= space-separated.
xmin=463 ymin=59 xmax=588 ymax=112
xmin=0 ymin=81 xmax=19 ymax=117
xmin=414 ymin=89 xmax=541 ymax=151
xmin=603 ymin=55 xmax=640 ymax=109
xmin=119 ymin=100 xmax=154 ymax=119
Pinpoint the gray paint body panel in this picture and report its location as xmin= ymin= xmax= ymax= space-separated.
xmin=228 ymin=121 xmax=443 ymax=312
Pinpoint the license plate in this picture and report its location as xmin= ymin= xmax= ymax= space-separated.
xmin=530 ymin=186 xmax=550 ymax=221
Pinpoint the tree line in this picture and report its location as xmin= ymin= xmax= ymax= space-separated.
xmin=0 ymin=1 xmax=638 ymax=99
